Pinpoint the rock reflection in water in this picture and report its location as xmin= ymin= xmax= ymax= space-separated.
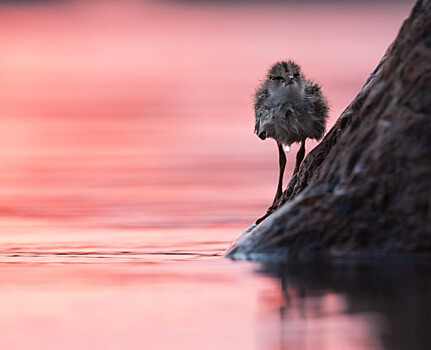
xmin=256 ymin=259 xmax=431 ymax=350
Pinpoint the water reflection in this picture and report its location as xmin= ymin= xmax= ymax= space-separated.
xmin=257 ymin=259 xmax=431 ymax=350
xmin=2 ymin=254 xmax=429 ymax=350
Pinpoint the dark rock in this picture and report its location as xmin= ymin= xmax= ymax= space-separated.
xmin=227 ymin=0 xmax=431 ymax=261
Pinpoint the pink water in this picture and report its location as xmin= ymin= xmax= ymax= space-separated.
xmin=1 ymin=1 xmax=425 ymax=349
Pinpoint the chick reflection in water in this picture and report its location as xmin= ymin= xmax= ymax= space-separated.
xmin=256 ymin=261 xmax=431 ymax=350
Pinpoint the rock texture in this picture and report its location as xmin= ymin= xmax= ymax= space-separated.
xmin=227 ymin=0 xmax=431 ymax=260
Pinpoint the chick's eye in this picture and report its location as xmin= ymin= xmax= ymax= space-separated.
xmin=271 ymin=76 xmax=283 ymax=82
xmin=294 ymin=73 xmax=301 ymax=77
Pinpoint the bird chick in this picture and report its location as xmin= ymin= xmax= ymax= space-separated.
xmin=254 ymin=60 xmax=328 ymax=204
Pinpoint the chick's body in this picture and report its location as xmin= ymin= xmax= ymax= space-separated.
xmin=254 ymin=61 xmax=328 ymax=147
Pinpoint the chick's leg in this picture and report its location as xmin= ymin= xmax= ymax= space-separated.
xmin=293 ymin=139 xmax=306 ymax=175
xmin=273 ymin=142 xmax=286 ymax=204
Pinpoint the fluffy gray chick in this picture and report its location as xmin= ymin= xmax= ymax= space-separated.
xmin=254 ymin=60 xmax=328 ymax=203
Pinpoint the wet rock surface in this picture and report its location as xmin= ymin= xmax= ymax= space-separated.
xmin=227 ymin=0 xmax=431 ymax=260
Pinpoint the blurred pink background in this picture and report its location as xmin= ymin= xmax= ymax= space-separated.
xmin=0 ymin=0 xmax=413 ymax=229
